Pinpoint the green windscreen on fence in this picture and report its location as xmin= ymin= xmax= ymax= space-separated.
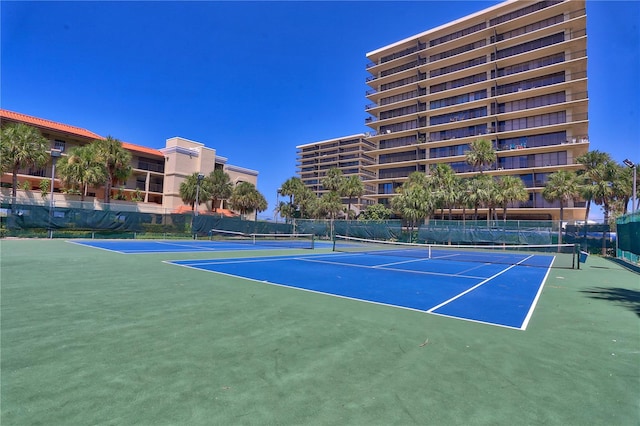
xmin=0 ymin=202 xmax=292 ymax=238
xmin=616 ymin=212 xmax=640 ymax=264
xmin=2 ymin=200 xmax=590 ymax=249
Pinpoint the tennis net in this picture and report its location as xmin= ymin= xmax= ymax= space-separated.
xmin=210 ymin=229 xmax=315 ymax=249
xmin=333 ymin=235 xmax=578 ymax=269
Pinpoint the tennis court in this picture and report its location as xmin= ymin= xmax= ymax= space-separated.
xmin=167 ymin=247 xmax=554 ymax=330
xmin=3 ymin=239 xmax=638 ymax=425
xmin=69 ymin=230 xmax=320 ymax=253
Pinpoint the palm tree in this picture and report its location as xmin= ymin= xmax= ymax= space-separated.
xmin=496 ymin=175 xmax=529 ymax=221
xmin=251 ymin=190 xmax=268 ymax=221
xmin=180 ymin=172 xmax=212 ymax=212
xmin=314 ymin=191 xmax=343 ymax=220
xmin=467 ymin=174 xmax=493 ymax=221
xmin=613 ymin=164 xmax=634 ymax=216
xmin=542 ymin=170 xmax=580 ymax=244
xmin=0 ymin=123 xmax=50 ymax=202
xmin=458 ymin=178 xmax=474 ymax=224
xmin=392 ymin=172 xmax=434 ymax=239
xmin=590 ymin=161 xmax=620 ymax=225
xmin=576 ymin=150 xmax=614 ymax=223
xmin=279 ymin=177 xmax=305 ymax=221
xmin=207 ymin=169 xmax=232 ymax=212
xmin=229 ymin=182 xmax=267 ymax=219
xmin=340 ymin=175 xmax=364 ymax=218
xmin=465 ymin=138 xmax=496 ymax=173
xmin=614 ymin=166 xmax=637 ymax=214
xmin=296 ymin=186 xmax=316 ymax=219
xmin=276 ymin=201 xmax=295 ymax=222
xmin=405 ymin=170 xmax=428 ymax=187
xmin=322 ymin=167 xmax=344 ymax=192
xmin=92 ymin=136 xmax=132 ymax=203
xmin=429 ymin=164 xmax=460 ymax=220
xmin=56 ymin=144 xmax=106 ymax=201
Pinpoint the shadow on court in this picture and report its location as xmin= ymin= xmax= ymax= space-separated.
xmin=581 ymin=287 xmax=640 ymax=317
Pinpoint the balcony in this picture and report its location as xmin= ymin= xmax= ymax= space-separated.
xmin=366 ymin=42 xmax=427 ymax=70
xmin=496 ymin=112 xmax=588 ymax=134
xmin=149 ymin=183 xmax=163 ymax=193
xmin=137 ymin=161 xmax=165 ymax=174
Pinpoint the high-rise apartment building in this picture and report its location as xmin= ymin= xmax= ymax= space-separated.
xmin=296 ymin=134 xmax=377 ymax=214
xmin=364 ymin=0 xmax=588 ymax=221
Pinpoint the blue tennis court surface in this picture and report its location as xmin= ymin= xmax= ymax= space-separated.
xmin=68 ymin=239 xmax=329 ymax=253
xmin=166 ymin=251 xmax=554 ymax=330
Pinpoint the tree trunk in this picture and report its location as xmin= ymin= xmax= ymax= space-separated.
xmin=11 ymin=167 xmax=19 ymax=200
xmin=104 ymin=175 xmax=112 ymax=204
xmin=558 ymin=205 xmax=564 ymax=246
xmin=582 ymin=199 xmax=591 ymax=251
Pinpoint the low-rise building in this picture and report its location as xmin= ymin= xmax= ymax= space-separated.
xmin=0 ymin=109 xmax=257 ymax=214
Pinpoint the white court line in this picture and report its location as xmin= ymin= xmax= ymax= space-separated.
xmin=155 ymin=241 xmax=224 ymax=251
xmin=430 ymin=253 xmax=462 ymax=260
xmin=373 ymin=257 xmax=430 ymax=268
xmin=67 ymin=239 xmax=219 ymax=254
xmin=165 ymin=260 xmax=433 ymax=314
xmin=296 ymin=257 xmax=488 ymax=280
xmin=427 ymin=254 xmax=535 ymax=314
xmin=165 ymin=252 xmax=343 ymax=267
xmin=171 ymin=257 xmax=298 ymax=267
xmin=520 ymin=255 xmax=556 ymax=330
xmin=66 ymin=240 xmax=127 ymax=254
xmin=453 ymin=262 xmax=494 ymax=276
xmin=156 ymin=241 xmax=215 ymax=248
xmin=163 ymin=256 xmax=528 ymax=330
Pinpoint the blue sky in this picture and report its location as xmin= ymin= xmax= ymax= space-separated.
xmin=2 ymin=1 xmax=639 ymax=220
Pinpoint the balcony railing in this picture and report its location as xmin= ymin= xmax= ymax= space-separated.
xmin=137 ymin=161 xmax=165 ymax=173
xmin=490 ymin=8 xmax=586 ymax=45
xmin=496 ymin=112 xmax=589 ymax=133
xmin=149 ymin=183 xmax=163 ymax=193
xmin=492 ymin=71 xmax=587 ymax=97
xmin=366 ymin=42 xmax=428 ymax=70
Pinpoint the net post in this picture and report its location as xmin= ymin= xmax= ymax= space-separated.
xmin=311 ymin=234 xmax=315 ymax=250
xmin=575 ymin=244 xmax=579 ymax=270
xmin=332 ymin=234 xmax=337 ymax=252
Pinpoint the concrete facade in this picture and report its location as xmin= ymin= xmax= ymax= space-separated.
xmin=0 ymin=109 xmax=257 ymax=214
xmin=364 ymin=0 xmax=589 ymax=221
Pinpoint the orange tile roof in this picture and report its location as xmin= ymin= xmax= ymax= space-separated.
xmin=1 ymin=109 xmax=164 ymax=157
xmin=173 ymin=205 xmax=238 ymax=217
xmin=0 ymin=109 xmax=103 ymax=140
xmin=121 ymin=142 xmax=163 ymax=157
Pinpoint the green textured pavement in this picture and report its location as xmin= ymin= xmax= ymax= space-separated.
xmin=1 ymin=239 xmax=638 ymax=425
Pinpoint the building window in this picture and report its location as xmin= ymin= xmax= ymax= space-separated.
xmin=54 ymin=139 xmax=66 ymax=152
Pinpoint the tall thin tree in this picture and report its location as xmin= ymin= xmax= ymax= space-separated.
xmin=56 ymin=144 xmax=106 ymax=200
xmin=0 ymin=123 xmax=50 ymax=203
xmin=465 ymin=138 xmax=497 ymax=173
xmin=207 ymin=169 xmax=233 ymax=212
xmin=93 ymin=136 xmax=132 ymax=203
xmin=542 ymin=170 xmax=580 ymax=244
xmin=496 ymin=175 xmax=528 ymax=221
xmin=340 ymin=175 xmax=364 ymax=219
